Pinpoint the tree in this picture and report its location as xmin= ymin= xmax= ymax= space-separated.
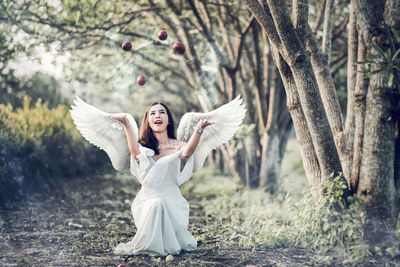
xmin=243 ymin=0 xmax=400 ymax=241
xmin=1 ymin=0 xmax=296 ymax=191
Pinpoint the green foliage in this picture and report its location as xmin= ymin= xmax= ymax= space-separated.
xmin=0 ymin=71 xmax=65 ymax=109
xmin=188 ymin=169 xmax=400 ymax=265
xmin=0 ymin=96 xmax=111 ymax=201
xmin=186 ymin=169 xmax=297 ymax=249
xmin=358 ymin=28 xmax=400 ymax=87
xmin=292 ymin=174 xmax=370 ymax=264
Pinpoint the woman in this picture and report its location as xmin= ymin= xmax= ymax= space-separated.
xmin=70 ymin=96 xmax=245 ymax=256
xmin=110 ymin=102 xmax=214 ymax=256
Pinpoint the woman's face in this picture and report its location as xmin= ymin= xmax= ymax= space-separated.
xmin=148 ymin=104 xmax=169 ymax=133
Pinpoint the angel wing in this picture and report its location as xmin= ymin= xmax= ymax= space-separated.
xmin=177 ymin=96 xmax=246 ymax=172
xmin=69 ymin=96 xmax=138 ymax=172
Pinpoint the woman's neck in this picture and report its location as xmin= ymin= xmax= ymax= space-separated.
xmin=153 ymin=131 xmax=170 ymax=145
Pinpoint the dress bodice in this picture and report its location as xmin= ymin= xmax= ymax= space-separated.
xmin=129 ymin=144 xmax=194 ymax=190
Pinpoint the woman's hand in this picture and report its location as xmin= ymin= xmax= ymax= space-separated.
xmin=197 ymin=116 xmax=215 ymax=129
xmin=108 ymin=113 xmax=128 ymax=127
xmin=180 ymin=117 xmax=215 ymax=159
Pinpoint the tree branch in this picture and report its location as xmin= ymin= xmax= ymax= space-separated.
xmin=350 ymin=30 xmax=368 ymax=192
xmin=312 ymin=0 xmax=326 ymax=33
xmin=331 ymin=55 xmax=347 ymax=78
xmin=322 ymin=0 xmax=335 ymax=64
xmin=232 ymin=15 xmax=255 ymax=71
xmin=242 ymin=0 xmax=282 ymax=49
xmin=292 ymin=0 xmax=309 ymax=44
xmin=332 ymin=14 xmax=349 ymax=42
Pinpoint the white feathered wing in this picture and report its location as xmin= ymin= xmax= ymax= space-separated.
xmin=177 ymin=96 xmax=246 ymax=172
xmin=69 ymin=96 xmax=138 ymax=172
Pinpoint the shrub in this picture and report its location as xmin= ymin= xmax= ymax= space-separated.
xmin=0 ymin=96 xmax=111 ymax=202
xmin=190 ymin=169 xmax=400 ymax=265
xmin=292 ymin=174 xmax=370 ymax=264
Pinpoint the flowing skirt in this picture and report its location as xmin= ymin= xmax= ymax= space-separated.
xmin=114 ymin=186 xmax=197 ymax=256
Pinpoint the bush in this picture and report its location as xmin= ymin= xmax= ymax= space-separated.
xmin=0 ymin=96 xmax=111 ymax=202
xmin=292 ymin=174 xmax=370 ymax=264
xmin=189 ymin=169 xmax=400 ymax=265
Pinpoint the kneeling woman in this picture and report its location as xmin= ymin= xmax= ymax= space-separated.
xmin=111 ymin=102 xmax=214 ymax=256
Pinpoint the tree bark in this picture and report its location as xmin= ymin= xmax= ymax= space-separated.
xmin=266 ymin=0 xmax=343 ymax=180
xmin=259 ymin=66 xmax=292 ymax=193
xmin=321 ymin=0 xmax=335 ymax=64
xmin=341 ymin=0 xmax=357 ymax=181
xmin=350 ymin=30 xmax=368 ymax=192
xmin=353 ymin=0 xmax=400 ymax=241
xmin=271 ymin=46 xmax=322 ymax=198
xmin=358 ymin=65 xmax=398 ymax=242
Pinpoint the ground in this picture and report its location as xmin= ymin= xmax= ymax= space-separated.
xmin=0 ymin=173 xmax=311 ymax=267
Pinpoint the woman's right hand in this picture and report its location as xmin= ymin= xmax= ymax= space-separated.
xmin=108 ymin=113 xmax=128 ymax=126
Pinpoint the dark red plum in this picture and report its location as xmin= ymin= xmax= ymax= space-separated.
xmin=137 ymin=75 xmax=146 ymax=86
xmin=158 ymin=30 xmax=168 ymax=41
xmin=173 ymin=42 xmax=185 ymax=54
xmin=121 ymin=42 xmax=132 ymax=52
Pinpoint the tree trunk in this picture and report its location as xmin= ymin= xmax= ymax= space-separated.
xmin=244 ymin=0 xmax=400 ymax=244
xmin=271 ymin=46 xmax=322 ymax=198
xmin=259 ymin=67 xmax=292 ymax=193
xmin=322 ymin=0 xmax=335 ymax=64
xmin=267 ymin=0 xmax=343 ymax=180
xmin=353 ymin=0 xmax=400 ymax=241
xmin=342 ymin=1 xmax=357 ymax=181
xmin=358 ymin=63 xmax=398 ymax=241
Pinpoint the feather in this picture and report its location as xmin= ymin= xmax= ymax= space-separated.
xmin=177 ymin=96 xmax=246 ymax=172
xmin=69 ymin=96 xmax=138 ymax=172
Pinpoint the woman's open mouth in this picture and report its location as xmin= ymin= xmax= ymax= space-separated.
xmin=154 ymin=120 xmax=163 ymax=125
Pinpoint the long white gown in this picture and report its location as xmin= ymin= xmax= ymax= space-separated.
xmin=114 ymin=144 xmax=197 ymax=256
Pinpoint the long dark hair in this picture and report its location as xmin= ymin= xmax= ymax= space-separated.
xmin=138 ymin=102 xmax=176 ymax=155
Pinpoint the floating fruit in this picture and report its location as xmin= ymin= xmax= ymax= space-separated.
xmin=173 ymin=42 xmax=185 ymax=54
xmin=158 ymin=30 xmax=168 ymax=41
xmin=137 ymin=75 xmax=146 ymax=86
xmin=121 ymin=42 xmax=132 ymax=52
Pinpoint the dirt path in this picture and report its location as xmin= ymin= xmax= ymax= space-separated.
xmin=0 ymin=175 xmax=310 ymax=266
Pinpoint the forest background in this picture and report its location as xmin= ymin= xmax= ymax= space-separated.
xmin=0 ymin=0 xmax=399 ymax=266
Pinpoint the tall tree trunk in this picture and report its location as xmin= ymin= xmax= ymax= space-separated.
xmin=259 ymin=67 xmax=292 ymax=193
xmin=271 ymin=46 xmax=322 ymax=198
xmin=267 ymin=0 xmax=343 ymax=180
xmin=342 ymin=1 xmax=357 ymax=181
xmin=353 ymin=0 xmax=400 ymax=241
xmin=322 ymin=0 xmax=335 ymax=64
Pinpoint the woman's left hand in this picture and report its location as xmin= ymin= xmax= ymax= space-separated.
xmin=197 ymin=116 xmax=215 ymax=129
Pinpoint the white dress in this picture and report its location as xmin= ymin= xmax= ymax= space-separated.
xmin=114 ymin=143 xmax=197 ymax=256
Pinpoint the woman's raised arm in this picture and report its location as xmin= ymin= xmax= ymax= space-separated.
xmin=109 ymin=114 xmax=141 ymax=160
xmin=180 ymin=117 xmax=215 ymax=159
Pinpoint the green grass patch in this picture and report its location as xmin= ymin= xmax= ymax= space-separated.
xmin=185 ymin=162 xmax=400 ymax=265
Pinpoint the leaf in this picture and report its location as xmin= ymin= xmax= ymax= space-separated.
xmin=371 ymin=44 xmax=386 ymax=58
xmin=75 ymin=10 xmax=81 ymax=24
xmin=391 ymin=28 xmax=400 ymax=42
xmin=387 ymin=48 xmax=392 ymax=61
xmin=388 ymin=72 xmax=394 ymax=87
xmin=392 ymin=49 xmax=400 ymax=62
